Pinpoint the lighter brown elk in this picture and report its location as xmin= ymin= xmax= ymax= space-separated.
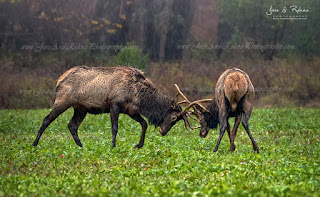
xmin=176 ymin=68 xmax=260 ymax=153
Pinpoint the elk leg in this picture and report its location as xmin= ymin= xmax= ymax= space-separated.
xmin=68 ymin=107 xmax=87 ymax=147
xmin=230 ymin=114 xmax=242 ymax=151
xmin=32 ymin=102 xmax=70 ymax=146
xmin=213 ymin=118 xmax=227 ymax=152
xmin=242 ymin=113 xmax=260 ymax=153
xmin=226 ymin=118 xmax=234 ymax=151
xmin=110 ymin=105 xmax=120 ymax=148
xmin=226 ymin=119 xmax=232 ymax=145
xmin=129 ymin=113 xmax=148 ymax=148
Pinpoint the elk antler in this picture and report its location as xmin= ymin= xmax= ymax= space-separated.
xmin=183 ymin=99 xmax=213 ymax=113
xmin=174 ymin=84 xmax=213 ymax=130
xmin=174 ymin=84 xmax=212 ymax=113
xmin=174 ymin=84 xmax=191 ymax=105
xmin=175 ymin=84 xmax=200 ymax=130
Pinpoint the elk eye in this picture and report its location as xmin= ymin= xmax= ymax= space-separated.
xmin=171 ymin=115 xmax=177 ymax=122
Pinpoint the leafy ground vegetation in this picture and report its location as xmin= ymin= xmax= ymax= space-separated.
xmin=0 ymin=108 xmax=319 ymax=196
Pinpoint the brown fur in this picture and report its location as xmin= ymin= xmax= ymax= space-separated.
xmin=199 ymin=68 xmax=259 ymax=153
xmin=55 ymin=66 xmax=146 ymax=113
xmin=214 ymin=68 xmax=254 ymax=116
xmin=56 ymin=67 xmax=78 ymax=88
xmin=33 ymin=66 xmax=184 ymax=148
xmin=223 ymin=72 xmax=248 ymax=112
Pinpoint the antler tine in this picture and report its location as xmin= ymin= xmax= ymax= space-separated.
xmin=194 ymin=103 xmax=208 ymax=112
xmin=174 ymin=84 xmax=199 ymax=112
xmin=183 ymin=112 xmax=201 ymax=131
xmin=175 ymin=84 xmax=201 ymax=114
xmin=193 ymin=99 xmax=214 ymax=103
xmin=175 ymin=84 xmax=213 ymax=105
xmin=174 ymin=84 xmax=189 ymax=101
xmin=175 ymin=84 xmax=213 ymax=131
xmin=175 ymin=83 xmax=196 ymax=111
xmin=175 ymin=84 xmax=212 ymax=116
xmin=177 ymin=100 xmax=190 ymax=105
xmin=183 ymin=99 xmax=213 ymax=113
xmin=186 ymin=111 xmax=198 ymax=121
xmin=186 ymin=112 xmax=202 ymax=130
xmin=183 ymin=101 xmax=206 ymax=113
xmin=174 ymin=84 xmax=191 ymax=104
xmin=175 ymin=84 xmax=201 ymax=131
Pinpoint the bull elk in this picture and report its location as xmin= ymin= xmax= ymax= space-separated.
xmin=32 ymin=66 xmax=190 ymax=148
xmin=175 ymin=68 xmax=260 ymax=153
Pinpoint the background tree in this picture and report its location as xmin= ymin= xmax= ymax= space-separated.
xmin=218 ymin=0 xmax=320 ymax=59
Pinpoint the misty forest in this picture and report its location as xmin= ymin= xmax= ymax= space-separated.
xmin=1 ymin=0 xmax=319 ymax=108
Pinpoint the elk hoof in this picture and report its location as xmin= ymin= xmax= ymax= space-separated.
xmin=134 ymin=144 xmax=143 ymax=149
xmin=253 ymin=146 xmax=260 ymax=153
xmin=230 ymin=144 xmax=236 ymax=152
xmin=75 ymin=141 xmax=83 ymax=147
xmin=32 ymin=139 xmax=39 ymax=147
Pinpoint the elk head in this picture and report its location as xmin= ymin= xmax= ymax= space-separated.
xmin=158 ymin=99 xmax=192 ymax=136
xmin=174 ymin=84 xmax=219 ymax=138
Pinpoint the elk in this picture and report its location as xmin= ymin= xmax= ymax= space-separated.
xmin=32 ymin=66 xmax=190 ymax=148
xmin=175 ymin=68 xmax=260 ymax=153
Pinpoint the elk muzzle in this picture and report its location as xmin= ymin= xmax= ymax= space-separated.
xmin=199 ymin=127 xmax=210 ymax=138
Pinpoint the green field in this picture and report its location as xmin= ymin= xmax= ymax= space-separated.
xmin=0 ymin=108 xmax=319 ymax=196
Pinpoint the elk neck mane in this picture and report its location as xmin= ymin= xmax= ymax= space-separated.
xmin=137 ymin=81 xmax=177 ymax=127
xmin=206 ymin=100 xmax=219 ymax=129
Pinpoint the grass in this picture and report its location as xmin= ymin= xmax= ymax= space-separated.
xmin=0 ymin=108 xmax=319 ymax=196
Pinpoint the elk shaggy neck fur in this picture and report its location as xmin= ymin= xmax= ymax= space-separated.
xmin=205 ymin=100 xmax=219 ymax=129
xmin=136 ymin=80 xmax=180 ymax=127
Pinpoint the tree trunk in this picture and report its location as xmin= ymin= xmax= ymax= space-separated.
xmin=158 ymin=0 xmax=172 ymax=62
xmin=159 ymin=30 xmax=167 ymax=63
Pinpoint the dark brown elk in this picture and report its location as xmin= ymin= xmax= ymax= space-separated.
xmin=32 ymin=66 xmax=190 ymax=148
xmin=176 ymin=68 xmax=260 ymax=153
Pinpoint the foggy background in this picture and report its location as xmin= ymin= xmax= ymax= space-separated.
xmin=0 ymin=0 xmax=319 ymax=109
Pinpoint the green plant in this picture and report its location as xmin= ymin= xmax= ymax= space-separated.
xmin=0 ymin=108 xmax=319 ymax=196
xmin=109 ymin=42 xmax=149 ymax=69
